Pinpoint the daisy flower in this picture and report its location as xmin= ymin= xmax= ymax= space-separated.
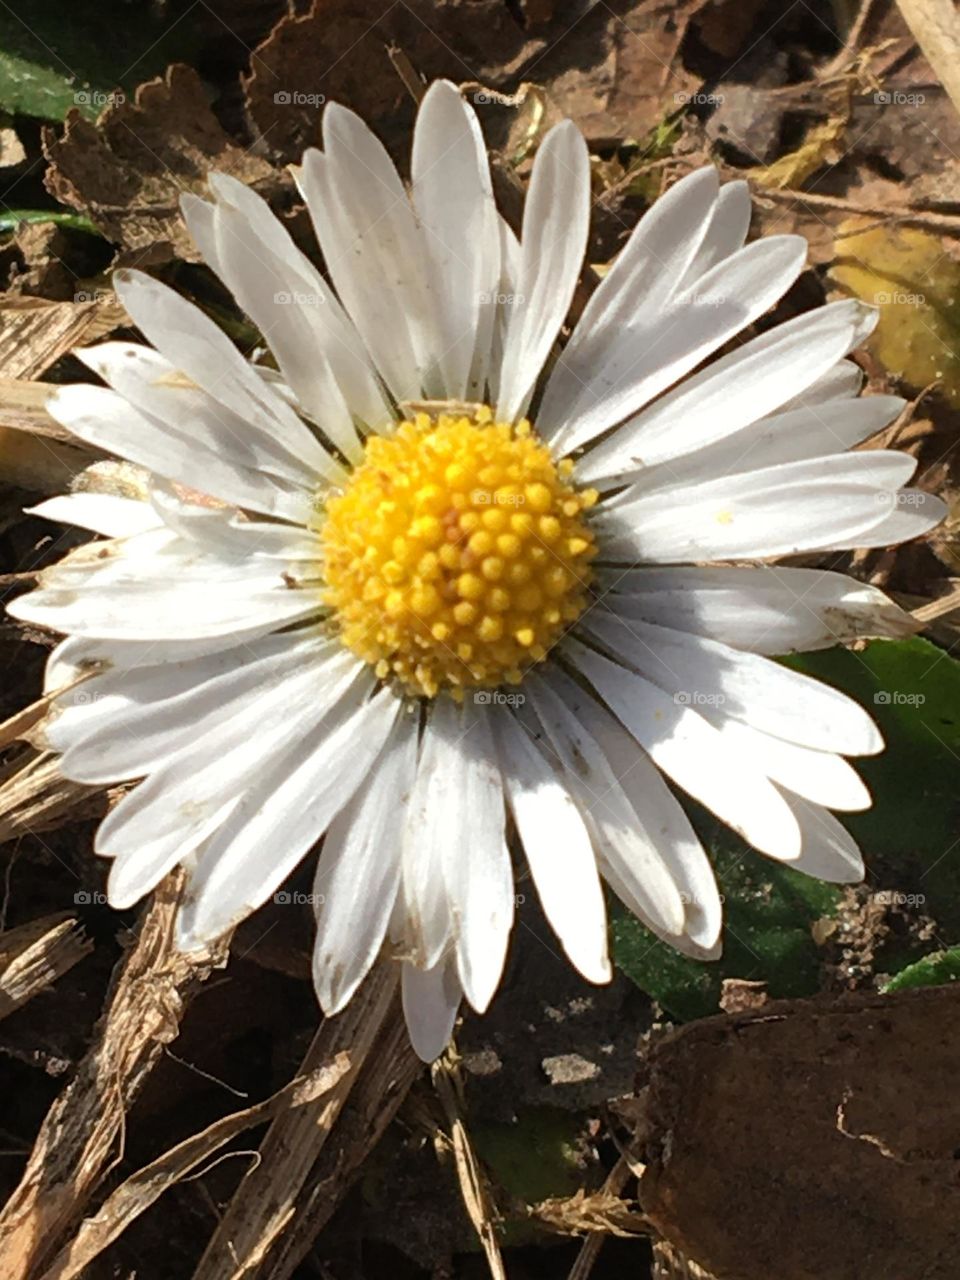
xmin=9 ymin=82 xmax=943 ymax=1061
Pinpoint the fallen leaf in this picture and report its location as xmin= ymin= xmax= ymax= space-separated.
xmin=42 ymin=64 xmax=286 ymax=265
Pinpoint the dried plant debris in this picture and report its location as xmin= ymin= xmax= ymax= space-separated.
xmin=0 ymin=914 xmax=92 ymax=1022
xmin=0 ymin=871 xmax=227 ymax=1280
xmin=640 ymin=985 xmax=960 ymax=1280
xmin=42 ymin=65 xmax=286 ymax=265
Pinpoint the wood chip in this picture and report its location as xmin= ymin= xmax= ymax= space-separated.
xmin=0 ymin=750 xmax=102 ymax=843
xmin=0 ymin=914 xmax=93 ymax=1022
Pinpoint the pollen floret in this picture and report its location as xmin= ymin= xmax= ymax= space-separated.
xmin=320 ymin=407 xmax=598 ymax=698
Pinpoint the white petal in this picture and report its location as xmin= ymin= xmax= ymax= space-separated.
xmin=778 ymin=357 xmax=863 ymax=409
xmin=531 ymin=670 xmax=720 ymax=949
xmin=48 ymin=381 xmax=312 ymax=524
xmin=186 ymin=174 xmax=391 ymax=432
xmin=775 ymin=794 xmax=865 ymax=882
xmin=598 ymin=451 xmax=920 ymax=562
xmin=175 ymin=682 xmax=400 ymax=946
xmin=494 ymin=709 xmax=610 ymax=983
xmin=10 ymin=528 xmax=319 ymax=641
xmin=429 ymin=699 xmax=513 ymax=1013
xmin=400 ymin=713 xmax=455 ymax=969
xmin=57 ymin=635 xmax=347 ymax=783
xmin=312 ymin=714 xmax=419 ymax=1013
xmin=861 ymin=490 xmax=948 ymax=546
xmin=300 ymin=107 xmax=432 ymax=401
xmin=402 ymin=956 xmax=461 ymax=1062
xmin=539 ymin=167 xmax=719 ymax=427
xmin=602 ymin=565 xmax=916 ymax=655
xmin=112 ymin=270 xmax=343 ymax=482
xmin=100 ymin=640 xmax=359 ymax=907
xmin=27 ymin=493 xmax=160 ymax=538
xmin=709 ymin=718 xmax=871 ymax=811
xmin=495 ymin=121 xmax=590 ymax=422
xmin=204 ymin=199 xmax=363 ymax=461
xmin=524 ymin=674 xmax=688 ymax=938
xmin=622 ymin=393 xmax=904 ymax=489
xmin=77 ymin=339 xmax=322 ymax=485
xmin=582 ymin=612 xmax=883 ymax=755
xmin=547 ymin=235 xmax=808 ymax=453
xmin=566 ymin=639 xmax=802 ymax=859
xmin=412 ymin=80 xmax=500 ymax=401
xmin=487 ymin=217 xmax=522 ymax=404
xmin=678 ymin=179 xmax=751 ymax=285
xmin=578 ymin=300 xmax=876 ymax=483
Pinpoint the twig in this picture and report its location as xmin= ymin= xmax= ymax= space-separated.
xmin=753 ymin=186 xmax=960 ymax=235
xmin=262 ymin=997 xmax=423 ymax=1280
xmin=819 ymin=0 xmax=878 ymax=80
xmin=432 ymin=1050 xmax=507 ymax=1280
xmin=566 ymin=1154 xmax=636 ymax=1280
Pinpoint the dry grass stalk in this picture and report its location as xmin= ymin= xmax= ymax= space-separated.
xmin=650 ymin=1241 xmax=718 ymax=1279
xmin=0 ymin=869 xmax=227 ymax=1279
xmin=190 ymin=961 xmax=404 ymax=1279
xmin=0 ymin=749 xmax=101 ymax=843
xmin=0 ymin=913 xmax=92 ymax=1021
xmin=33 ymin=1053 xmax=353 ymax=1280
xmin=432 ymin=1050 xmax=507 ymax=1280
xmin=258 ymin=990 xmax=423 ymax=1280
xmin=565 ymin=1154 xmax=640 ymax=1280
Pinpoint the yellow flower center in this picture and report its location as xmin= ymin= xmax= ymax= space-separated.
xmin=320 ymin=407 xmax=598 ymax=699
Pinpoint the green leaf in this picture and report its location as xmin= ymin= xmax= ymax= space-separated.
xmin=613 ymin=848 xmax=841 ymax=1022
xmin=0 ymin=209 xmax=98 ymax=234
xmin=881 ymin=948 xmax=960 ymax=993
xmin=0 ymin=2 xmax=200 ymax=121
xmin=786 ymin=637 xmax=960 ymax=934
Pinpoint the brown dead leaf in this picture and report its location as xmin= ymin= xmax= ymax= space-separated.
xmin=243 ymin=0 xmax=533 ymax=161
xmin=641 ymin=985 xmax=960 ymax=1280
xmin=42 ymin=64 xmax=285 ymax=266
